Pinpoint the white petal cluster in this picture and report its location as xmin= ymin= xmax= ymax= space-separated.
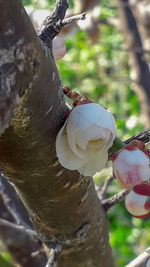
xmin=113 ymin=148 xmax=150 ymax=189
xmin=56 ymin=103 xmax=116 ymax=176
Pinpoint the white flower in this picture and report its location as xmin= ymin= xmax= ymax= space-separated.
xmin=125 ymin=183 xmax=150 ymax=218
xmin=113 ymin=146 xmax=150 ymax=189
xmin=52 ymin=36 xmax=66 ymax=61
xmin=56 ymin=103 xmax=116 ymax=176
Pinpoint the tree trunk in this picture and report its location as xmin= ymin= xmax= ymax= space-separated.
xmin=0 ymin=0 xmax=116 ymax=266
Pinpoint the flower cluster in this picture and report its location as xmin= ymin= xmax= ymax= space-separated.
xmin=112 ymin=141 xmax=150 ymax=218
xmin=55 ymin=94 xmax=150 ymax=218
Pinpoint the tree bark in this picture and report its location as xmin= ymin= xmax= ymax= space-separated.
xmin=0 ymin=0 xmax=116 ymax=266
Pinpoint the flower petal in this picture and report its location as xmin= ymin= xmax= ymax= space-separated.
xmin=117 ymin=149 xmax=150 ymax=166
xmin=125 ymin=190 xmax=148 ymax=216
xmin=75 ymin=125 xmax=107 ymax=151
xmin=56 ymin=123 xmax=87 ymax=170
xmin=66 ymin=103 xmax=116 ymax=137
xmin=77 ymin=145 xmax=108 ymax=176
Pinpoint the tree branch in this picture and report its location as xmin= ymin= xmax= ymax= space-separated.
xmin=102 ymin=190 xmax=128 ymax=211
xmin=97 ymin=176 xmax=114 ymax=201
xmin=0 ymin=174 xmax=32 ymax=228
xmin=39 ymin=0 xmax=69 ymax=47
xmin=45 ymin=244 xmax=62 ymax=267
xmin=125 ymin=247 xmax=150 ymax=267
xmin=0 ymin=219 xmax=47 ymax=267
xmin=62 ymin=12 xmax=86 ymax=26
xmin=124 ymin=127 xmax=150 ymax=145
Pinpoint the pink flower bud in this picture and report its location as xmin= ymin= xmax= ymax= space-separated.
xmin=113 ymin=142 xmax=150 ymax=189
xmin=52 ymin=36 xmax=66 ymax=61
xmin=125 ymin=183 xmax=150 ymax=218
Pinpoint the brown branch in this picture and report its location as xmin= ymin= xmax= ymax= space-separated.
xmin=39 ymin=0 xmax=69 ymax=47
xmin=0 ymin=219 xmax=47 ymax=267
xmin=0 ymin=174 xmax=32 ymax=228
xmin=124 ymin=127 xmax=150 ymax=145
xmin=102 ymin=190 xmax=128 ymax=211
xmin=39 ymin=3 xmax=86 ymax=49
xmin=98 ymin=176 xmax=114 ymax=201
xmin=126 ymin=247 xmax=150 ymax=267
xmin=62 ymin=12 xmax=86 ymax=26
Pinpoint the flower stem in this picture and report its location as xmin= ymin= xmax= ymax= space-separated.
xmin=111 ymin=137 xmax=125 ymax=152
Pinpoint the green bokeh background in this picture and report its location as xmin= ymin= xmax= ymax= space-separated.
xmin=1 ymin=1 xmax=149 ymax=266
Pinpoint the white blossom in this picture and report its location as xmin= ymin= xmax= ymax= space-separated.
xmin=113 ymin=146 xmax=150 ymax=189
xmin=56 ymin=103 xmax=116 ymax=176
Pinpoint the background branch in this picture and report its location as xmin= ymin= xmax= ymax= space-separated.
xmin=124 ymin=127 xmax=150 ymax=145
xmin=0 ymin=219 xmax=47 ymax=267
xmin=97 ymin=176 xmax=114 ymax=201
xmin=125 ymin=247 xmax=150 ymax=267
xmin=117 ymin=0 xmax=150 ymax=127
xmin=102 ymin=190 xmax=128 ymax=211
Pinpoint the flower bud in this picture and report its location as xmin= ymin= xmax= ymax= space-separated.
xmin=56 ymin=103 xmax=116 ymax=176
xmin=52 ymin=36 xmax=66 ymax=60
xmin=125 ymin=183 xmax=150 ymax=218
xmin=113 ymin=143 xmax=150 ymax=189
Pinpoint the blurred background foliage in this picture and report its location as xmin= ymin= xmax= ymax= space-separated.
xmin=1 ymin=0 xmax=149 ymax=266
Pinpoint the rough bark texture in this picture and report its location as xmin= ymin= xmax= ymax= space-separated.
xmin=117 ymin=0 xmax=150 ymax=127
xmin=0 ymin=0 xmax=116 ymax=266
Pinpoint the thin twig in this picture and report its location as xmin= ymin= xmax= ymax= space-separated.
xmin=62 ymin=12 xmax=86 ymax=26
xmin=39 ymin=0 xmax=86 ymax=49
xmin=45 ymin=244 xmax=62 ymax=267
xmin=124 ymin=127 xmax=150 ymax=145
xmin=0 ymin=174 xmax=32 ymax=228
xmin=39 ymin=0 xmax=69 ymax=47
xmin=102 ymin=189 xmax=128 ymax=211
xmin=98 ymin=176 xmax=114 ymax=201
